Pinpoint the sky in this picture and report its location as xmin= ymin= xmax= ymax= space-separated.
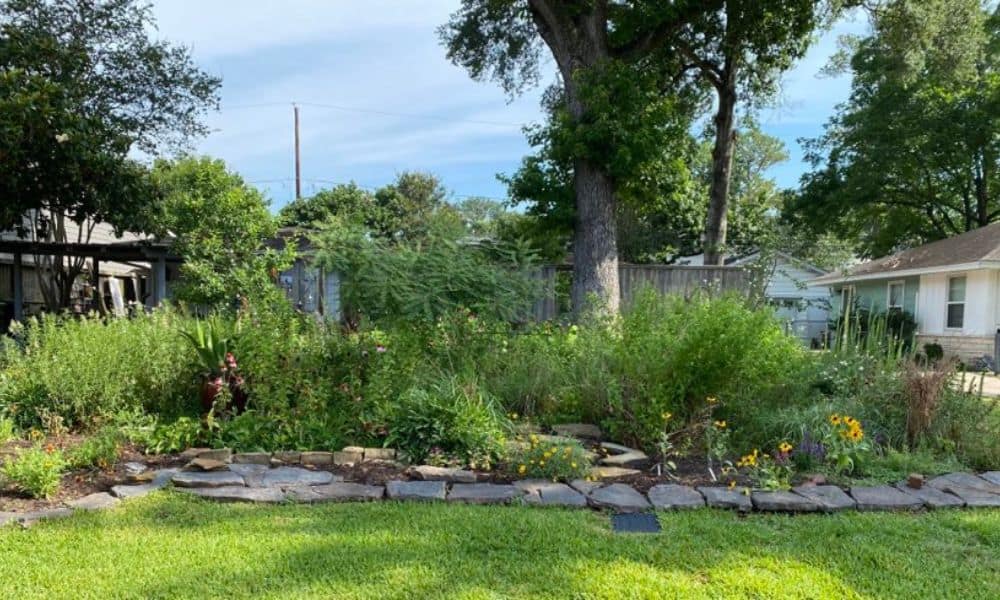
xmin=149 ymin=1 xmax=869 ymax=212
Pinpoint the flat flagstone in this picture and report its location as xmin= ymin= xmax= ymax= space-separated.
xmin=936 ymin=486 xmax=1000 ymax=508
xmin=171 ymin=470 xmax=245 ymax=488
xmin=1 ymin=512 xmax=19 ymax=527
xmin=447 ymin=483 xmax=524 ymax=505
xmin=514 ymin=480 xmax=588 ymax=507
xmin=181 ymin=486 xmax=287 ymax=503
xmin=894 ymin=483 xmax=965 ymax=509
xmin=409 ymin=465 xmax=477 ymax=483
xmin=927 ymin=472 xmax=1000 ymax=495
xmin=647 ymin=484 xmax=705 ymax=510
xmin=386 ymin=480 xmax=446 ymax=501
xmin=850 ymin=486 xmax=924 ymax=511
xmin=228 ymin=463 xmax=269 ymax=480
xmin=598 ymin=443 xmax=650 ymax=468
xmin=334 ymin=450 xmax=362 ymax=465
xmin=587 ymin=483 xmax=651 ymax=513
xmin=981 ymin=471 xmax=1000 ymax=486
xmin=232 ymin=452 xmax=271 ymax=465
xmin=259 ymin=467 xmax=337 ymax=488
xmin=792 ymin=485 xmax=856 ymax=512
xmin=184 ymin=457 xmax=229 ymax=471
xmin=67 ymin=492 xmax=120 ymax=511
xmin=551 ymin=423 xmax=602 ymax=440
xmin=194 ymin=448 xmax=232 ymax=463
xmin=698 ymin=486 xmax=752 ymax=511
xmin=272 ymin=451 xmax=301 ymax=464
xmin=589 ymin=466 xmax=641 ymax=479
xmin=752 ymin=490 xmax=820 ymax=513
xmin=286 ymin=482 xmax=385 ymax=503
xmin=363 ymin=448 xmax=396 ymax=461
xmin=926 ymin=473 xmax=1000 ymax=507
xmin=300 ymin=451 xmax=334 ymax=466
xmin=111 ymin=468 xmax=177 ymax=499
xmin=17 ymin=508 xmax=74 ymax=527
xmin=569 ymin=479 xmax=603 ymax=496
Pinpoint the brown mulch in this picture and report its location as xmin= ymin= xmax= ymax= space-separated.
xmin=2 ymin=434 xmax=785 ymax=513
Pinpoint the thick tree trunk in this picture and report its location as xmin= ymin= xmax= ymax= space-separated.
xmin=572 ymin=159 xmax=619 ymax=313
xmin=704 ymin=63 xmax=737 ymax=266
xmin=529 ymin=0 xmax=620 ymax=314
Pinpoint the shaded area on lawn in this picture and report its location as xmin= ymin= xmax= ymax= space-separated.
xmin=1 ymin=494 xmax=998 ymax=599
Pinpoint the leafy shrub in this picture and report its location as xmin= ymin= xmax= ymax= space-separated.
xmin=383 ymin=378 xmax=509 ymax=469
xmin=143 ymin=417 xmax=206 ymax=455
xmin=68 ymin=427 xmax=122 ymax=470
xmin=508 ymin=434 xmax=592 ymax=481
xmin=314 ymin=221 xmax=541 ymax=323
xmin=2 ymin=446 xmax=66 ymax=499
xmin=225 ymin=303 xmax=361 ymax=450
xmin=0 ymin=311 xmax=198 ymax=430
xmin=0 ymin=417 xmax=15 ymax=444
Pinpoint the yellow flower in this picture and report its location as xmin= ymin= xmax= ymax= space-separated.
xmin=539 ymin=460 xmax=546 ymax=466
xmin=728 ymin=480 xmax=736 ymax=490
xmin=571 ymin=462 xmax=578 ymax=469
xmin=778 ymin=442 xmax=793 ymax=454
xmin=850 ymin=429 xmax=863 ymax=441
xmin=714 ymin=420 xmax=727 ymax=429
xmin=829 ymin=414 xmax=841 ymax=425
xmin=518 ymin=464 xmax=527 ymax=475
xmin=662 ymin=412 xmax=673 ymax=421
xmin=706 ymin=396 xmax=719 ymax=405
xmin=510 ymin=412 xmax=519 ymax=420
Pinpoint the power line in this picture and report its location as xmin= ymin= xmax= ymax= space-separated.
xmin=219 ymin=100 xmax=526 ymax=128
xmin=247 ymin=176 xmax=509 ymax=203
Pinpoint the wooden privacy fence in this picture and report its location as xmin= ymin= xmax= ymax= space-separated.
xmin=530 ymin=264 xmax=749 ymax=321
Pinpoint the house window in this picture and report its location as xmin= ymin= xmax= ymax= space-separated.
xmin=887 ymin=281 xmax=905 ymax=311
xmin=946 ymin=276 xmax=966 ymax=329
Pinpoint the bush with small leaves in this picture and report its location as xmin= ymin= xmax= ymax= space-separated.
xmin=2 ymin=446 xmax=67 ymax=499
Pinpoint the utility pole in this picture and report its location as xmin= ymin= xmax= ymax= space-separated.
xmin=293 ymin=103 xmax=302 ymax=199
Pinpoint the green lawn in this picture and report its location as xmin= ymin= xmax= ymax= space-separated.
xmin=1 ymin=493 xmax=998 ymax=599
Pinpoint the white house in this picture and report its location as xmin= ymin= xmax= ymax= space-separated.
xmin=809 ymin=222 xmax=1000 ymax=362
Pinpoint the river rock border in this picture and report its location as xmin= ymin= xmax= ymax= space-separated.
xmin=2 ymin=448 xmax=998 ymax=528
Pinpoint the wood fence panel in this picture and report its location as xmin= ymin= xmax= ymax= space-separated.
xmin=530 ymin=264 xmax=748 ymax=321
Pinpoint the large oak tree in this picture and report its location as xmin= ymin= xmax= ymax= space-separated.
xmin=0 ymin=0 xmax=219 ymax=307
xmin=441 ymin=1 xmax=722 ymax=313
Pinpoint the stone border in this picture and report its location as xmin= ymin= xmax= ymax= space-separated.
xmin=3 ymin=452 xmax=998 ymax=528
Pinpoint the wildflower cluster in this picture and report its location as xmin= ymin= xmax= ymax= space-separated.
xmin=829 ymin=413 xmax=864 ymax=442
xmin=509 ymin=433 xmax=592 ymax=481
xmin=735 ymin=443 xmax=794 ymax=490
xmin=821 ymin=413 xmax=872 ymax=474
xmin=1 ymin=445 xmax=67 ymax=499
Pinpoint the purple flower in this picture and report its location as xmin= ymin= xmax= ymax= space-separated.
xmin=376 ymin=345 xmax=387 ymax=353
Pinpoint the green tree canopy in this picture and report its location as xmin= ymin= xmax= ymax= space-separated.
xmin=789 ymin=0 xmax=1000 ymax=257
xmin=505 ymin=117 xmax=789 ymax=264
xmin=279 ymin=172 xmax=457 ymax=242
xmin=152 ymin=157 xmax=289 ymax=308
xmin=0 ymin=0 xmax=219 ymax=231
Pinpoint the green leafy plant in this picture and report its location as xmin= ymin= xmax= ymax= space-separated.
xmin=145 ymin=417 xmax=206 ymax=455
xmin=0 ymin=311 xmax=198 ymax=430
xmin=179 ymin=318 xmax=234 ymax=377
xmin=508 ymin=434 xmax=592 ymax=481
xmin=0 ymin=417 xmax=15 ymax=444
xmin=383 ymin=378 xmax=509 ymax=469
xmin=737 ymin=444 xmax=794 ymax=490
xmin=821 ymin=413 xmax=872 ymax=474
xmin=68 ymin=427 xmax=122 ymax=470
xmin=2 ymin=446 xmax=66 ymax=499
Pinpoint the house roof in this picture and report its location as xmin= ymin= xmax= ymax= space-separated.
xmin=810 ymin=221 xmax=1000 ymax=286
